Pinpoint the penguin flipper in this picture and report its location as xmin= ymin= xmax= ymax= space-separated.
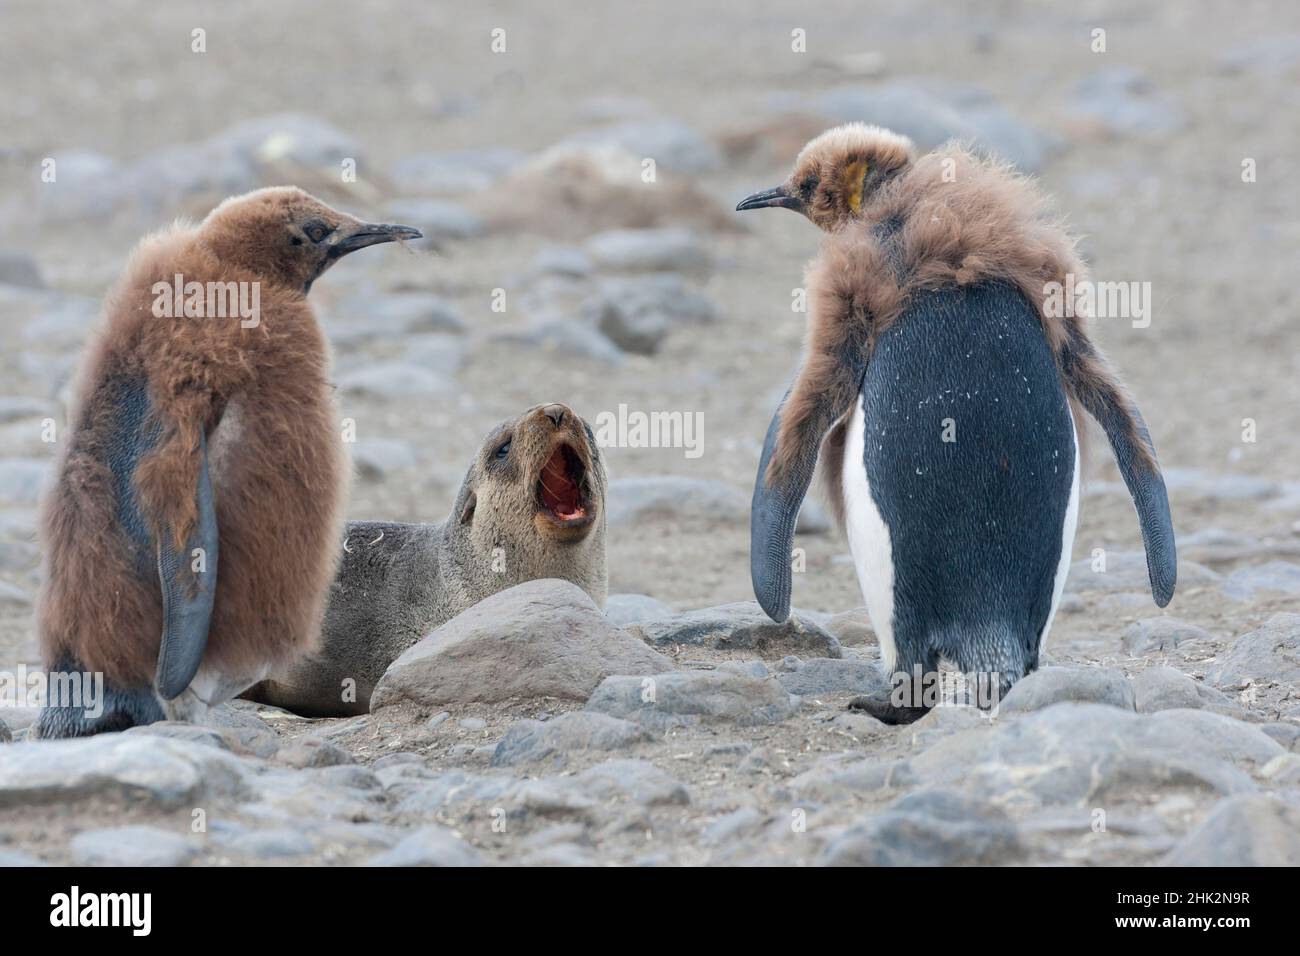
xmin=1061 ymin=336 xmax=1177 ymax=607
xmin=751 ymin=395 xmax=820 ymax=623
xmin=1088 ymin=398 xmax=1176 ymax=607
xmin=154 ymin=431 xmax=219 ymax=700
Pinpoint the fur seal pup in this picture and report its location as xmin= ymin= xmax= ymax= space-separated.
xmin=35 ymin=187 xmax=421 ymax=738
xmin=246 ymin=402 xmax=608 ymax=716
xmin=737 ymin=124 xmax=1176 ymax=722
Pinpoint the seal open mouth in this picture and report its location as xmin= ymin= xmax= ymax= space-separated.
xmin=536 ymin=441 xmax=595 ymax=532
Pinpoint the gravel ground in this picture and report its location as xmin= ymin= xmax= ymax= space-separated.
xmin=0 ymin=0 xmax=1298 ymax=866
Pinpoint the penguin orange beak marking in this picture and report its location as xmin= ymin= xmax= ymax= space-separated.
xmin=736 ymin=186 xmax=804 ymax=213
xmin=330 ymin=223 xmax=423 ymax=257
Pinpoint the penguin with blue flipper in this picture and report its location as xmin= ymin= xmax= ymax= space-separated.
xmin=35 ymin=188 xmax=422 ymax=737
xmin=737 ymin=124 xmax=1176 ymax=723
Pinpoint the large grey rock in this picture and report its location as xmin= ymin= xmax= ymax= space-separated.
xmin=821 ymin=789 xmax=1023 ymax=866
xmin=492 ymin=711 xmax=652 ymax=768
xmin=777 ymin=657 xmax=886 ymax=696
xmin=586 ymin=671 xmax=797 ymax=728
xmin=629 ymin=602 xmax=842 ymax=660
xmin=371 ymin=579 xmax=673 ymax=710
xmin=366 ymin=825 xmax=483 ymax=867
xmin=1207 ymin=614 xmax=1300 ymax=690
xmin=1132 ymin=666 xmax=1251 ymax=718
xmin=604 ymin=593 xmax=674 ymax=628
xmin=999 ymin=666 xmax=1135 ymax=714
xmin=1123 ymin=617 xmax=1215 ymax=655
xmin=584 ymin=228 xmax=707 ymax=274
xmin=606 ymin=476 xmax=748 ymax=528
xmin=1163 ymin=796 xmax=1300 ymax=866
xmin=0 ymin=735 xmax=248 ymax=809
xmin=908 ymin=704 xmax=1281 ymax=808
xmin=70 ymin=825 xmax=199 ymax=867
xmin=0 ymin=458 xmax=51 ymax=505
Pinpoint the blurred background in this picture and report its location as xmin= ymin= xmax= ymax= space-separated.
xmin=1 ymin=0 xmax=1298 ymax=675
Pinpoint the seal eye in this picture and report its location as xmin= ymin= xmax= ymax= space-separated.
xmin=494 ymin=439 xmax=512 ymax=460
xmin=304 ymin=222 xmax=330 ymax=243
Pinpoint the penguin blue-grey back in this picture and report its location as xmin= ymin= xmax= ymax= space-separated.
xmin=737 ymin=124 xmax=1176 ymax=722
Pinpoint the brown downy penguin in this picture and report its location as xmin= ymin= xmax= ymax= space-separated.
xmin=246 ymin=402 xmax=608 ymax=716
xmin=35 ymin=187 xmax=421 ymax=737
xmin=736 ymin=124 xmax=1176 ymax=722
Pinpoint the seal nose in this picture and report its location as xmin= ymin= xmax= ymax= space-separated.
xmin=542 ymin=404 xmax=566 ymax=427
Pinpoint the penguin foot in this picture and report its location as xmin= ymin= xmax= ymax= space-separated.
xmin=847 ymin=692 xmax=930 ymax=725
xmin=33 ymin=685 xmax=165 ymax=739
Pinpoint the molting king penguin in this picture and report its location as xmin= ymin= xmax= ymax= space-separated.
xmin=737 ymin=124 xmax=1176 ymax=723
xmin=35 ymin=187 xmax=421 ymax=737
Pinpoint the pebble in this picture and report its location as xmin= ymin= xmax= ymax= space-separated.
xmin=629 ymin=601 xmax=842 ymax=660
xmin=492 ymin=711 xmax=651 ymax=769
xmin=1207 ymin=613 xmax=1300 ymax=689
xmin=585 ymin=670 xmax=797 ymax=728
xmin=70 ymin=825 xmax=199 ymax=867
xmin=366 ymin=826 xmax=483 ymax=867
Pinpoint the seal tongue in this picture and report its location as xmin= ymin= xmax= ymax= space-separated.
xmin=540 ymin=446 xmax=584 ymax=519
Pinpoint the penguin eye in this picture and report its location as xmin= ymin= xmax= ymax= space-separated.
xmin=494 ymin=439 xmax=512 ymax=460
xmin=800 ymin=175 xmax=819 ymax=199
xmin=304 ymin=222 xmax=330 ymax=243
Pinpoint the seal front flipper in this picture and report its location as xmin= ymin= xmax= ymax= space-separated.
xmin=154 ymin=430 xmax=219 ymax=699
xmin=1062 ymin=337 xmax=1176 ymax=606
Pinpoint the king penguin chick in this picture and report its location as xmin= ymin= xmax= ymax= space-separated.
xmin=737 ymin=124 xmax=1176 ymax=723
xmin=35 ymin=187 xmax=421 ymax=737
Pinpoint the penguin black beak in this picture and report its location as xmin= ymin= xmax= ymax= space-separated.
xmin=736 ymin=186 xmax=804 ymax=213
xmin=331 ymin=223 xmax=423 ymax=257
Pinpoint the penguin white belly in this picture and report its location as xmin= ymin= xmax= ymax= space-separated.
xmin=1038 ymin=413 xmax=1081 ymax=652
xmin=840 ymin=395 xmax=898 ymax=671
